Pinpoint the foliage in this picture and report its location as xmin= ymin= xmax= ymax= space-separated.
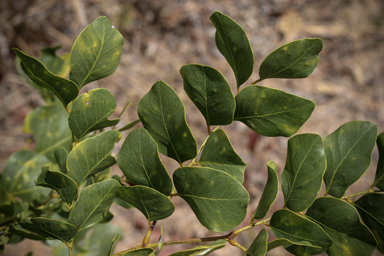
xmin=1 ymin=11 xmax=383 ymax=256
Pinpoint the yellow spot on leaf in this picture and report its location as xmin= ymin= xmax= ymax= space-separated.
xmin=283 ymin=46 xmax=288 ymax=51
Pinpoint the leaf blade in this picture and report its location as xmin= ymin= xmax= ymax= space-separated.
xmin=29 ymin=217 xmax=77 ymax=242
xmin=247 ymin=228 xmax=268 ymax=256
xmin=373 ymin=131 xmax=384 ymax=190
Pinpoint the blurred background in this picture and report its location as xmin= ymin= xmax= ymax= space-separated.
xmin=1 ymin=0 xmax=384 ymax=255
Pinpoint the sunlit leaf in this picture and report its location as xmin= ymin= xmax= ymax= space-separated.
xmin=307 ymin=197 xmax=376 ymax=256
xmin=282 ymin=134 xmax=326 ymax=211
xmin=69 ymin=88 xmax=119 ymax=139
xmin=372 ymin=131 xmax=384 ymax=190
xmin=180 ymin=64 xmax=235 ymax=126
xmin=138 ymin=81 xmax=197 ymax=164
xmin=247 ymin=229 xmax=268 ymax=256
xmin=199 ymin=129 xmax=246 ymax=183
xmin=13 ymin=48 xmax=78 ymax=107
xmin=169 ymin=240 xmax=226 ymax=256
xmin=69 ymin=16 xmax=124 ymax=89
xmin=117 ymin=186 xmax=175 ymax=221
xmin=67 ymin=130 xmax=121 ymax=186
xmin=324 ymin=121 xmax=377 ymax=197
xmin=253 ymin=161 xmax=278 ymax=219
xmin=173 ymin=167 xmax=249 ymax=232
xmin=234 ymin=85 xmax=314 ymax=137
xmin=68 ymin=179 xmax=120 ymax=231
xmin=210 ymin=11 xmax=254 ymax=87
xmin=117 ymin=128 xmax=172 ymax=195
xmin=258 ymin=39 xmax=322 ymax=81
xmin=270 ymin=209 xmax=332 ymax=255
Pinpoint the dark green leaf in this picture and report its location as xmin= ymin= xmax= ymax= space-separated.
xmin=36 ymin=166 xmax=78 ymax=203
xmin=68 ymin=179 xmax=120 ymax=231
xmin=247 ymin=229 xmax=268 ymax=256
xmin=119 ymin=119 xmax=141 ymax=132
xmin=117 ymin=128 xmax=172 ymax=195
xmin=29 ymin=217 xmax=77 ymax=242
xmin=281 ymin=134 xmax=326 ymax=211
xmin=23 ymin=102 xmax=72 ymax=161
xmin=234 ymin=85 xmax=315 ymax=137
xmin=117 ymin=185 xmax=174 ymax=221
xmin=180 ymin=64 xmax=235 ymax=126
xmin=69 ymin=16 xmax=124 ymax=88
xmin=68 ymin=88 xmax=119 ymax=139
xmin=354 ymin=193 xmax=384 ymax=253
xmin=117 ymin=248 xmax=154 ymax=256
xmin=54 ymin=148 xmax=69 ymax=174
xmin=258 ymin=39 xmax=322 ymax=81
xmin=253 ymin=161 xmax=278 ymax=219
xmin=169 ymin=240 xmax=226 ymax=256
xmin=67 ymin=130 xmax=121 ymax=186
xmin=270 ymin=209 xmax=333 ymax=255
xmin=373 ymin=132 xmax=384 ymax=190
xmin=13 ymin=48 xmax=78 ymax=107
xmin=0 ymin=204 xmax=14 ymax=217
xmin=114 ymin=196 xmax=133 ymax=209
xmin=39 ymin=46 xmax=70 ymax=77
xmin=199 ymin=129 xmax=246 ymax=183
xmin=324 ymin=121 xmax=377 ymax=197
xmin=138 ymin=81 xmax=197 ymax=163
xmin=267 ymin=239 xmax=318 ymax=252
xmin=173 ymin=167 xmax=249 ymax=232
xmin=307 ymin=197 xmax=376 ymax=256
xmin=8 ymin=223 xmax=46 ymax=241
xmin=1 ymin=150 xmax=52 ymax=203
xmin=210 ymin=12 xmax=254 ymax=87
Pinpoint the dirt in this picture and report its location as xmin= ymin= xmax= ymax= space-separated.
xmin=1 ymin=0 xmax=384 ymax=255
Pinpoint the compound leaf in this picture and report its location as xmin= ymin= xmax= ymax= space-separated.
xmin=307 ymin=197 xmax=376 ymax=256
xmin=117 ymin=186 xmax=175 ymax=221
xmin=234 ymin=85 xmax=314 ymax=137
xmin=372 ymin=131 xmax=384 ymax=190
xmin=67 ymin=130 xmax=121 ymax=187
xmin=270 ymin=209 xmax=333 ymax=255
xmin=354 ymin=193 xmax=384 ymax=253
xmin=13 ymin=48 xmax=79 ymax=107
xmin=324 ymin=121 xmax=377 ymax=197
xmin=180 ymin=64 xmax=235 ymax=126
xmin=253 ymin=161 xmax=278 ymax=219
xmin=281 ymin=134 xmax=326 ymax=212
xmin=138 ymin=81 xmax=197 ymax=164
xmin=68 ymin=179 xmax=120 ymax=231
xmin=210 ymin=12 xmax=254 ymax=87
xmin=247 ymin=228 xmax=268 ymax=256
xmin=29 ymin=217 xmax=77 ymax=242
xmin=117 ymin=128 xmax=172 ymax=195
xmin=199 ymin=129 xmax=246 ymax=183
xmin=69 ymin=88 xmax=119 ymax=139
xmin=36 ymin=166 xmax=78 ymax=203
xmin=258 ymin=39 xmax=322 ymax=81
xmin=69 ymin=16 xmax=124 ymax=89
xmin=173 ymin=167 xmax=249 ymax=232
xmin=169 ymin=240 xmax=226 ymax=256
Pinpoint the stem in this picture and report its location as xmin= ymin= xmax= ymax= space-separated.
xmin=36 ymin=191 xmax=55 ymax=207
xmin=65 ymin=106 xmax=71 ymax=114
xmin=207 ymin=125 xmax=211 ymax=135
xmin=0 ymin=218 xmax=16 ymax=227
xmin=341 ymin=189 xmax=380 ymax=200
xmin=237 ymin=86 xmax=240 ymax=94
xmin=66 ymin=239 xmax=73 ymax=256
xmin=188 ymin=126 xmax=220 ymax=167
xmin=142 ymin=221 xmax=157 ymax=247
xmin=227 ymin=239 xmax=247 ymax=252
xmin=251 ymin=78 xmax=261 ymax=85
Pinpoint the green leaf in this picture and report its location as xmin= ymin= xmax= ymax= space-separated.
xmin=269 ymin=209 xmax=333 ymax=255
xmin=117 ymin=185 xmax=174 ymax=221
xmin=69 ymin=16 xmax=124 ymax=89
xmin=39 ymin=46 xmax=70 ymax=77
xmin=173 ymin=167 xmax=249 ymax=232
xmin=281 ymin=134 xmax=326 ymax=211
xmin=108 ymin=234 xmax=120 ymax=256
xmin=67 ymin=130 xmax=121 ymax=186
xmin=354 ymin=193 xmax=384 ymax=253
xmin=307 ymin=197 xmax=376 ymax=256
xmin=199 ymin=129 xmax=246 ymax=183
xmin=13 ymin=48 xmax=79 ymax=107
xmin=258 ymin=39 xmax=322 ymax=81
xmin=28 ymin=217 xmax=77 ymax=242
xmin=210 ymin=12 xmax=254 ymax=87
xmin=117 ymin=128 xmax=172 ymax=195
xmin=267 ymin=239 xmax=318 ymax=252
xmin=373 ymin=131 xmax=384 ymax=190
xmin=234 ymin=85 xmax=315 ymax=137
xmin=68 ymin=179 xmax=120 ymax=231
xmin=253 ymin=161 xmax=279 ymax=219
xmin=36 ymin=166 xmax=78 ymax=203
xmin=69 ymin=88 xmax=119 ymax=139
xmin=83 ymin=223 xmax=122 ymax=256
xmin=1 ymin=150 xmax=52 ymax=203
xmin=324 ymin=121 xmax=378 ymax=197
xmin=54 ymin=148 xmax=69 ymax=174
xmin=8 ymin=223 xmax=46 ymax=241
xmin=23 ymin=102 xmax=72 ymax=161
xmin=169 ymin=240 xmax=226 ymax=256
xmin=180 ymin=64 xmax=235 ymax=125
xmin=247 ymin=229 xmax=268 ymax=256
xmin=138 ymin=81 xmax=197 ymax=163
xmin=118 ymin=119 xmax=141 ymax=132
xmin=116 ymin=248 xmax=154 ymax=256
